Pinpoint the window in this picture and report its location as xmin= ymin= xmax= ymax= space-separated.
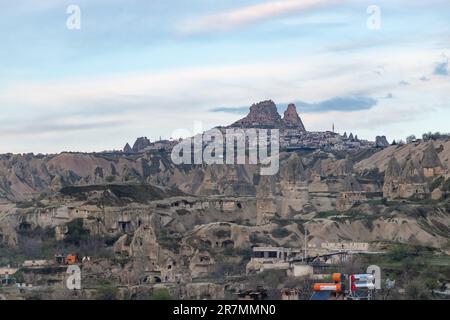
xmin=254 ymin=251 xmax=264 ymax=258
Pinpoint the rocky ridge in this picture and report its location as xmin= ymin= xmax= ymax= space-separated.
xmin=231 ymin=100 xmax=306 ymax=131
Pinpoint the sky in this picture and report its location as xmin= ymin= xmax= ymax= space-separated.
xmin=0 ymin=0 xmax=449 ymax=154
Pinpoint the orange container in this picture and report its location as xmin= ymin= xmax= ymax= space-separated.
xmin=332 ymin=273 xmax=344 ymax=283
xmin=313 ymin=283 xmax=342 ymax=292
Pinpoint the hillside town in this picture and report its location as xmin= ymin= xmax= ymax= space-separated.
xmin=122 ymin=101 xmax=389 ymax=155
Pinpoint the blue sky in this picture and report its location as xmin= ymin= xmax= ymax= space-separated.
xmin=0 ymin=0 xmax=449 ymax=153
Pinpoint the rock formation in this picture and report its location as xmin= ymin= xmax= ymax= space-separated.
xmin=123 ymin=143 xmax=132 ymax=153
xmin=375 ymin=136 xmax=390 ymax=148
xmin=231 ymin=100 xmax=282 ymax=128
xmin=256 ymin=175 xmax=277 ymax=225
xmin=382 ymin=156 xmax=402 ymax=198
xmin=231 ymin=100 xmax=307 ymax=131
xmin=421 ymin=143 xmax=444 ymax=177
xmin=281 ymin=153 xmax=306 ymax=181
xmin=390 ymin=158 xmax=429 ymax=198
xmin=132 ymin=137 xmax=151 ymax=153
xmin=282 ymin=104 xmax=306 ymax=131
xmin=400 ymin=158 xmax=425 ymax=184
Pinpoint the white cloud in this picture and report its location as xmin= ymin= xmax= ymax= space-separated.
xmin=177 ymin=0 xmax=342 ymax=34
xmin=0 ymin=47 xmax=448 ymax=153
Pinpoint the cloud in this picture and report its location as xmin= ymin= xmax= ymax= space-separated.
xmin=0 ymin=46 xmax=447 ymax=153
xmin=399 ymin=80 xmax=410 ymax=85
xmin=433 ymin=59 xmax=449 ymax=76
xmin=0 ymin=115 xmax=126 ymax=137
xmin=211 ymin=95 xmax=378 ymax=114
xmin=177 ymin=0 xmax=341 ymax=34
xmin=296 ymin=96 xmax=378 ymax=113
xmin=210 ymin=106 xmax=250 ymax=114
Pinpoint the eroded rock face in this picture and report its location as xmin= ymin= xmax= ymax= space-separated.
xmin=256 ymin=175 xmax=278 ymax=225
xmin=383 ymin=156 xmax=402 ymax=198
xmin=385 ymin=156 xmax=402 ymax=178
xmin=132 ymin=137 xmax=151 ymax=153
xmin=231 ymin=100 xmax=282 ymax=128
xmin=0 ymin=217 xmax=18 ymax=247
xmin=123 ymin=143 xmax=132 ymax=153
xmin=382 ymin=154 xmax=435 ymax=199
xmin=422 ymin=143 xmax=445 ymax=177
xmin=422 ymin=143 xmax=442 ymax=167
xmin=400 ymin=158 xmax=425 ymax=184
xmin=282 ymin=104 xmax=306 ymax=131
xmin=375 ymin=136 xmax=390 ymax=148
xmin=231 ymin=100 xmax=308 ymax=131
xmin=0 ymin=152 xmax=177 ymax=202
xmin=281 ymin=153 xmax=306 ymax=181
xmin=189 ymin=250 xmax=216 ymax=279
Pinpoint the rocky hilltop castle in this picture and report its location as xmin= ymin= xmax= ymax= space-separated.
xmin=227 ymin=100 xmax=384 ymax=152
xmin=230 ymin=100 xmax=306 ymax=131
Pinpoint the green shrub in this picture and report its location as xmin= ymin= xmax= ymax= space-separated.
xmin=64 ymin=218 xmax=90 ymax=246
xmin=443 ymin=178 xmax=450 ymax=192
xmin=269 ymin=217 xmax=291 ymax=227
xmin=405 ymin=279 xmax=432 ymax=300
xmin=430 ymin=176 xmax=444 ymax=191
xmin=388 ymin=245 xmax=416 ymax=261
xmin=96 ymin=284 xmax=119 ymax=300
xmin=157 ymin=229 xmax=181 ymax=253
xmin=316 ymin=211 xmax=338 ymax=219
xmin=105 ymin=175 xmax=116 ymax=183
xmin=151 ymin=288 xmax=173 ymax=300
xmin=387 ymin=245 xmax=433 ymax=264
xmin=271 ymin=227 xmax=290 ymax=239
xmin=255 ymin=270 xmax=286 ymax=288
xmin=249 ymin=233 xmax=277 ymax=246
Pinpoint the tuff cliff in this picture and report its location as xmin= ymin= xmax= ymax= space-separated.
xmin=231 ymin=100 xmax=306 ymax=131
xmin=282 ymin=103 xmax=306 ymax=131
